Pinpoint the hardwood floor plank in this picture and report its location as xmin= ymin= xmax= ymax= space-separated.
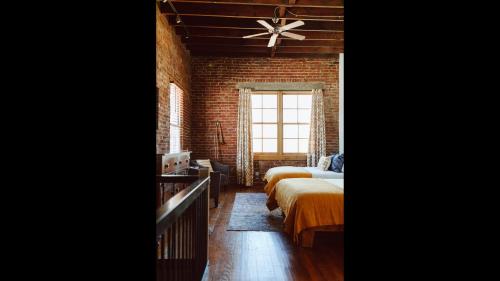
xmin=204 ymin=184 xmax=344 ymax=281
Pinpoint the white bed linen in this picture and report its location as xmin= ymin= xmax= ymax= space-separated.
xmin=303 ymin=167 xmax=344 ymax=179
xmin=323 ymin=179 xmax=344 ymax=190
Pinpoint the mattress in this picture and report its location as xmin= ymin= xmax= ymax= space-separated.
xmin=303 ymin=167 xmax=344 ymax=179
xmin=263 ymin=166 xmax=343 ymax=210
xmin=323 ymin=178 xmax=344 ymax=190
xmin=274 ymin=178 xmax=344 ymax=243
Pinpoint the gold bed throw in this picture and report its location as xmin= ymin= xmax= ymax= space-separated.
xmin=263 ymin=166 xmax=312 ymax=210
xmin=275 ymin=178 xmax=344 ymax=243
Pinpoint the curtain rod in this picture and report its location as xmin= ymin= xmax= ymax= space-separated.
xmin=236 ymin=82 xmax=325 ymax=91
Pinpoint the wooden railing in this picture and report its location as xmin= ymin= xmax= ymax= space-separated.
xmin=156 ymin=176 xmax=210 ymax=281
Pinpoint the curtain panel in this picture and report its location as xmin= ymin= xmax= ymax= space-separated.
xmin=236 ymin=88 xmax=254 ymax=186
xmin=307 ymin=88 xmax=327 ymax=167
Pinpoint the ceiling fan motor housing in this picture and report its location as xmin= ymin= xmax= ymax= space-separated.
xmin=241 ymin=19 xmax=305 ymax=47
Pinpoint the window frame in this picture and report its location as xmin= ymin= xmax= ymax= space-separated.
xmin=169 ymin=82 xmax=183 ymax=153
xmin=252 ymin=90 xmax=311 ymax=161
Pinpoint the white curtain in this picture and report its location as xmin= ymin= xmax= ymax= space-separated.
xmin=236 ymin=88 xmax=254 ymax=186
xmin=307 ymin=88 xmax=327 ymax=167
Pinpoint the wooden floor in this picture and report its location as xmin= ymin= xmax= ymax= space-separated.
xmin=203 ymin=185 xmax=344 ymax=281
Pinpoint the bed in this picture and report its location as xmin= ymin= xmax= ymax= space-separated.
xmin=274 ymin=178 xmax=344 ymax=247
xmin=263 ymin=166 xmax=343 ymax=210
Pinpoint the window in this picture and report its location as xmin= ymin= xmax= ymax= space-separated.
xmin=252 ymin=93 xmax=278 ymax=153
xmin=283 ymin=94 xmax=311 ymax=153
xmin=252 ymin=91 xmax=312 ymax=160
xmin=169 ymin=83 xmax=182 ymax=153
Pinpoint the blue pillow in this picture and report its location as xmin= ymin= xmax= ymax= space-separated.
xmin=327 ymin=154 xmax=336 ymax=171
xmin=330 ymin=153 xmax=344 ymax=172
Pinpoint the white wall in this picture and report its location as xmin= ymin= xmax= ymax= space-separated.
xmin=339 ymin=53 xmax=344 ymax=154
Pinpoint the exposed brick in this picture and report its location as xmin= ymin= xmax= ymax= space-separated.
xmin=156 ymin=5 xmax=192 ymax=154
xmin=190 ymin=56 xmax=340 ymax=184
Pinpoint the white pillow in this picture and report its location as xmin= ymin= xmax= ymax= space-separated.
xmin=317 ymin=156 xmax=332 ymax=171
xmin=196 ymin=159 xmax=213 ymax=173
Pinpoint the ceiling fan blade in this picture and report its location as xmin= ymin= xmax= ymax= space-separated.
xmin=267 ymin=33 xmax=279 ymax=47
xmin=281 ymin=32 xmax=306 ymax=40
xmin=257 ymin=20 xmax=274 ymax=31
xmin=243 ymin=32 xmax=270 ymax=39
xmin=279 ymin=20 xmax=305 ymax=32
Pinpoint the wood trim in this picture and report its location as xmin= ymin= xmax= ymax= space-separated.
xmin=238 ymin=82 xmax=324 ymax=90
xmin=252 ymin=90 xmax=311 ymax=160
xmin=156 ymin=177 xmax=210 ymax=237
xmin=174 ymin=25 xmax=343 ymax=33
xmin=170 ymin=16 xmax=344 ymax=31
xmin=167 ymin=0 xmax=345 ymax=9
xmin=300 ymin=225 xmax=344 ymax=247
xmin=176 ymin=27 xmax=344 ymax=39
xmin=160 ymin=3 xmax=344 ymax=19
xmin=278 ymin=91 xmax=283 ymax=156
xmin=157 ymin=175 xmax=200 ymax=183
xmin=190 ymin=52 xmax=338 ymax=58
xmin=163 ymin=13 xmax=343 ymax=22
xmin=254 ymin=153 xmax=307 ymax=161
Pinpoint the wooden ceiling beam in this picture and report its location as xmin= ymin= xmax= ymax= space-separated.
xmin=175 ymin=26 xmax=344 ymax=40
xmin=187 ymin=46 xmax=342 ymax=54
xmin=164 ymin=13 xmax=343 ymax=22
xmin=172 ymin=24 xmax=343 ymax=33
xmin=159 ymin=2 xmax=344 ymax=20
xmin=182 ymin=36 xmax=343 ymax=42
xmin=181 ymin=37 xmax=343 ymax=47
xmin=167 ymin=0 xmax=344 ymax=9
xmin=189 ymin=51 xmax=338 ymax=58
xmin=167 ymin=15 xmax=344 ymax=30
xmin=159 ymin=0 xmax=343 ymax=56
xmin=185 ymin=42 xmax=344 ymax=48
xmin=271 ymin=6 xmax=288 ymax=57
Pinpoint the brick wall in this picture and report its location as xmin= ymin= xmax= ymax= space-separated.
xmin=190 ymin=56 xmax=339 ymax=184
xmin=156 ymin=5 xmax=192 ymax=154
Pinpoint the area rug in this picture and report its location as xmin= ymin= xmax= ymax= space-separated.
xmin=227 ymin=193 xmax=284 ymax=232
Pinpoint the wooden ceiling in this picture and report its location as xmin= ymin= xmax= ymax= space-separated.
xmin=158 ymin=0 xmax=344 ymax=57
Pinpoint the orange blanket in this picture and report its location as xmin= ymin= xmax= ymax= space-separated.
xmin=275 ymin=178 xmax=344 ymax=243
xmin=263 ymin=166 xmax=312 ymax=210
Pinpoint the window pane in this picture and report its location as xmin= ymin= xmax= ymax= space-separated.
xmin=252 ymin=124 xmax=262 ymax=138
xmin=262 ymin=124 xmax=277 ymax=138
xmin=170 ymin=85 xmax=180 ymax=125
xmin=283 ymin=124 xmax=298 ymax=138
xmin=298 ymin=124 xmax=310 ymax=138
xmin=299 ymin=139 xmax=309 ymax=153
xmin=252 ymin=95 xmax=262 ymax=108
xmin=253 ymin=139 xmax=262 ymax=152
xmin=298 ymin=109 xmax=311 ymax=123
xmin=283 ymin=95 xmax=298 ymax=108
xmin=262 ymin=109 xmax=277 ymax=122
xmin=262 ymin=95 xmax=277 ymax=108
xmin=283 ymin=109 xmax=297 ymax=123
xmin=252 ymin=109 xmax=262 ymax=122
xmin=283 ymin=139 xmax=298 ymax=153
xmin=262 ymin=139 xmax=277 ymax=152
xmin=298 ymin=95 xmax=312 ymax=108
xmin=170 ymin=125 xmax=180 ymax=153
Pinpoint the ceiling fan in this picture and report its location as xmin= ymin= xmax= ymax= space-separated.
xmin=242 ymin=17 xmax=306 ymax=47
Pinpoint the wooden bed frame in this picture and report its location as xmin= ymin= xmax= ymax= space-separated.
xmin=261 ymin=177 xmax=344 ymax=247
xmin=299 ymin=225 xmax=344 ymax=247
